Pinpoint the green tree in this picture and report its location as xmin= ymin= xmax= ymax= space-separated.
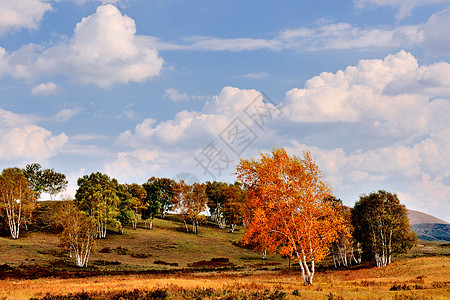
xmin=116 ymin=184 xmax=134 ymax=234
xmin=42 ymin=168 xmax=68 ymax=200
xmin=145 ymin=177 xmax=175 ymax=218
xmin=74 ymin=172 xmax=120 ymax=238
xmin=351 ymin=190 xmax=416 ymax=267
xmin=0 ymin=167 xmax=37 ymax=239
xmin=23 ymin=163 xmax=46 ymax=199
xmin=141 ymin=181 xmax=161 ymax=229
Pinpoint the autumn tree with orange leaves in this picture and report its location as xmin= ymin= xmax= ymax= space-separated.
xmin=237 ymin=148 xmax=344 ymax=285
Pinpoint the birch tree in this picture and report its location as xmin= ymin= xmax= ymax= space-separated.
xmin=127 ymin=183 xmax=147 ymax=230
xmin=352 ymin=190 xmax=416 ymax=267
xmin=74 ymin=172 xmax=120 ymax=238
xmin=145 ymin=177 xmax=175 ymax=218
xmin=173 ymin=181 xmax=208 ymax=234
xmin=205 ymin=181 xmax=227 ymax=228
xmin=141 ymin=181 xmax=160 ymax=229
xmin=329 ymin=198 xmax=361 ymax=268
xmin=23 ymin=164 xmax=67 ymax=200
xmin=237 ymin=148 xmax=343 ymax=285
xmin=0 ymin=168 xmax=37 ymax=239
xmin=221 ymin=183 xmax=245 ymax=233
xmin=116 ymin=184 xmax=134 ymax=234
xmin=57 ymin=201 xmax=97 ymax=267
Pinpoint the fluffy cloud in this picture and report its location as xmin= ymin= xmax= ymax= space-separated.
xmin=0 ymin=0 xmax=52 ymax=34
xmin=3 ymin=5 xmax=164 ymax=87
xmin=110 ymin=87 xmax=280 ymax=183
xmin=118 ymin=87 xmax=271 ymax=148
xmin=0 ymin=107 xmax=68 ymax=161
xmin=283 ymin=51 xmax=450 ymax=142
xmin=420 ymin=7 xmax=450 ymax=56
xmin=109 ymin=51 xmax=450 ymax=220
xmin=31 ymin=81 xmax=58 ymax=96
xmin=104 ymin=149 xmax=192 ymax=183
xmin=289 ymin=139 xmax=450 ymax=221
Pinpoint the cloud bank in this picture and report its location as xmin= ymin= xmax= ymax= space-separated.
xmin=107 ymin=51 xmax=450 ymax=221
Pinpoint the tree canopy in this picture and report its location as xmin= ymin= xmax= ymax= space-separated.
xmin=145 ymin=177 xmax=175 ymax=218
xmin=74 ymin=172 xmax=120 ymax=238
xmin=42 ymin=168 xmax=68 ymax=200
xmin=23 ymin=164 xmax=67 ymax=200
xmin=173 ymin=181 xmax=208 ymax=234
xmin=352 ymin=190 xmax=416 ymax=267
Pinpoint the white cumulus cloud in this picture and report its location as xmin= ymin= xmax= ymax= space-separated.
xmin=282 ymin=50 xmax=450 ymax=142
xmin=3 ymin=4 xmax=164 ymax=87
xmin=0 ymin=0 xmax=52 ymax=35
xmin=0 ymin=107 xmax=68 ymax=161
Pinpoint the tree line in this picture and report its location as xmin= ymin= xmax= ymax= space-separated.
xmin=0 ymin=149 xmax=416 ymax=283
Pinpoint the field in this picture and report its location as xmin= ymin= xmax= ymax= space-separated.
xmin=1 ymin=216 xmax=449 ymax=299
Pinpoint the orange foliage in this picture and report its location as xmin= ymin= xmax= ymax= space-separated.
xmin=237 ymin=148 xmax=344 ymax=285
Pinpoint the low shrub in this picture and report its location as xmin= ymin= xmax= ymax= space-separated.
xmin=115 ymin=247 xmax=129 ymax=255
xmin=30 ymin=286 xmax=287 ymax=300
xmin=131 ymin=253 xmax=152 ymax=259
xmin=92 ymin=260 xmax=121 ymax=266
xmin=98 ymin=247 xmax=111 ymax=253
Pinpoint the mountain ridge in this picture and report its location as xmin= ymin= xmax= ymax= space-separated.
xmin=408 ymin=210 xmax=450 ymax=241
xmin=408 ymin=210 xmax=449 ymax=225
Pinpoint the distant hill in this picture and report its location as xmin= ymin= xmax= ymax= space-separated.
xmin=408 ymin=210 xmax=450 ymax=242
xmin=408 ymin=210 xmax=449 ymax=225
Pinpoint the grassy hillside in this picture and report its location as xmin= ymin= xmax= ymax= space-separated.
xmin=1 ymin=202 xmax=449 ymax=273
xmin=0 ymin=213 xmax=286 ymax=273
xmin=1 ymin=205 xmax=450 ymax=299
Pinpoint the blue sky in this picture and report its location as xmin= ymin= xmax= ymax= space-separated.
xmin=1 ymin=0 xmax=449 ymax=222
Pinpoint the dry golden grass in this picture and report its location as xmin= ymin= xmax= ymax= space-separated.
xmin=0 ymin=256 xmax=448 ymax=299
xmin=1 ymin=216 xmax=450 ymax=299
